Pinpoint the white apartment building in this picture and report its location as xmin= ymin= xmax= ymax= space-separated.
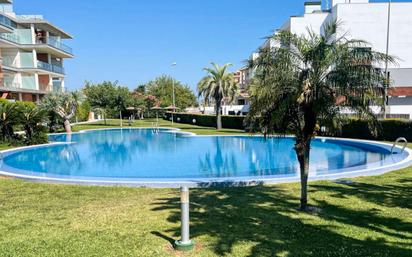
xmin=0 ymin=0 xmax=73 ymax=102
xmin=237 ymin=0 xmax=412 ymax=119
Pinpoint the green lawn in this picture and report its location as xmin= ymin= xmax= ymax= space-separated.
xmin=0 ymin=120 xmax=411 ymax=257
xmin=73 ymin=118 xmax=246 ymax=135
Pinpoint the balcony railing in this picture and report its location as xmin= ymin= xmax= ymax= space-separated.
xmin=2 ymin=80 xmax=20 ymax=89
xmin=0 ymin=31 xmax=73 ymax=55
xmin=52 ymin=81 xmax=63 ymax=92
xmin=0 ymin=13 xmax=14 ymax=29
xmin=0 ymin=31 xmax=19 ymax=44
xmin=46 ymin=37 xmax=73 ymax=55
xmin=1 ymin=56 xmax=16 ymax=67
xmin=37 ymin=60 xmax=65 ymax=74
xmin=51 ymin=64 xmax=65 ymax=74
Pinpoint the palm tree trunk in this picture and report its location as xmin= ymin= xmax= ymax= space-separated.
xmin=25 ymin=125 xmax=32 ymax=139
xmin=295 ymin=107 xmax=317 ymax=211
xmin=295 ymin=138 xmax=311 ymax=211
xmin=64 ymin=119 xmax=72 ymax=134
xmin=216 ymin=102 xmax=222 ymax=130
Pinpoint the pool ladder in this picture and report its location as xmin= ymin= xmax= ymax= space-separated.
xmin=152 ymin=122 xmax=160 ymax=134
xmin=391 ymin=137 xmax=408 ymax=154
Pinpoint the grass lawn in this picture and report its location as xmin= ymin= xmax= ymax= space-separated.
xmin=0 ymin=120 xmax=411 ymax=257
xmin=72 ymin=118 xmax=246 ymax=135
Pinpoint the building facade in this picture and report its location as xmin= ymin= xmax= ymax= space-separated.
xmin=238 ymin=0 xmax=412 ymax=119
xmin=0 ymin=0 xmax=73 ymax=102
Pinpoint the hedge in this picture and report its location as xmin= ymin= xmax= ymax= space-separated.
xmin=165 ymin=112 xmax=412 ymax=141
xmin=164 ymin=112 xmax=245 ymax=130
xmin=340 ymin=119 xmax=412 ymax=142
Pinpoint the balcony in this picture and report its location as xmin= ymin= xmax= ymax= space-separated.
xmin=1 ymin=75 xmax=37 ymax=91
xmin=0 ymin=13 xmax=14 ymax=31
xmin=42 ymin=37 xmax=73 ymax=55
xmin=0 ymin=29 xmax=73 ymax=56
xmin=2 ymin=53 xmax=65 ymax=75
xmin=52 ymin=80 xmax=63 ymax=92
xmin=0 ymin=31 xmax=19 ymax=44
xmin=2 ymin=79 xmax=19 ymax=89
xmin=2 ymin=56 xmax=16 ymax=67
xmin=37 ymin=60 xmax=65 ymax=74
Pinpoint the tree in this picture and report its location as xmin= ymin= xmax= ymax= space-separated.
xmin=17 ymin=102 xmax=48 ymax=145
xmin=144 ymin=75 xmax=197 ymax=109
xmin=111 ymin=86 xmax=132 ymax=124
xmin=0 ymin=100 xmax=21 ymax=140
xmin=198 ymin=63 xmax=239 ymax=130
xmin=83 ymin=81 xmax=118 ymax=125
xmin=17 ymin=102 xmax=46 ymax=139
xmin=41 ymin=92 xmax=81 ymax=134
xmin=135 ymin=84 xmax=146 ymax=94
xmin=246 ymin=22 xmax=392 ymax=211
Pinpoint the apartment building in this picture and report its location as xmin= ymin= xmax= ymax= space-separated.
xmin=0 ymin=0 xmax=73 ymax=102
xmin=239 ymin=0 xmax=412 ymax=119
xmin=233 ymin=67 xmax=250 ymax=106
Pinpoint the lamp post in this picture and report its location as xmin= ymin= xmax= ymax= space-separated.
xmin=171 ymin=62 xmax=177 ymax=126
xmin=383 ymin=0 xmax=392 ymax=119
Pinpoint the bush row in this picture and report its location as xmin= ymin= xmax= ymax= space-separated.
xmin=0 ymin=99 xmax=48 ymax=146
xmin=339 ymin=119 xmax=412 ymax=142
xmin=165 ymin=112 xmax=412 ymax=142
xmin=164 ymin=112 xmax=245 ymax=130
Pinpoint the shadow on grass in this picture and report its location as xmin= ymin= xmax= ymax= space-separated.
xmin=152 ymin=186 xmax=412 ymax=257
xmin=312 ymin=176 xmax=412 ymax=209
xmin=151 ymin=231 xmax=175 ymax=245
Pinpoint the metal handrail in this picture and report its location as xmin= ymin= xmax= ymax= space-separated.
xmin=152 ymin=122 xmax=159 ymax=134
xmin=391 ymin=137 xmax=408 ymax=154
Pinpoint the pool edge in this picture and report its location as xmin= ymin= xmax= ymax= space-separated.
xmin=0 ymin=128 xmax=411 ymax=188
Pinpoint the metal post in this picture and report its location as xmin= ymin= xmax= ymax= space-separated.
xmin=383 ymin=0 xmax=392 ymax=119
xmin=120 ymin=110 xmax=123 ymax=127
xmin=174 ymin=186 xmax=195 ymax=251
xmin=171 ymin=62 xmax=176 ymax=126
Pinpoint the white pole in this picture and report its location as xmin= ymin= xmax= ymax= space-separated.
xmin=384 ymin=0 xmax=392 ymax=119
xmin=174 ymin=186 xmax=195 ymax=251
xmin=171 ymin=62 xmax=177 ymax=126
xmin=120 ymin=110 xmax=123 ymax=127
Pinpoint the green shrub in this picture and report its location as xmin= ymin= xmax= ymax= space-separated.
xmin=24 ymin=127 xmax=48 ymax=145
xmin=0 ymin=100 xmax=48 ymax=146
xmin=76 ymin=100 xmax=91 ymax=122
xmin=164 ymin=112 xmax=245 ymax=130
xmin=340 ymin=119 xmax=375 ymax=140
xmin=378 ymin=119 xmax=412 ymax=141
xmin=330 ymin=119 xmax=412 ymax=142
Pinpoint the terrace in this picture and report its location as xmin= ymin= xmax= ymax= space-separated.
xmin=0 ymin=29 xmax=73 ymax=56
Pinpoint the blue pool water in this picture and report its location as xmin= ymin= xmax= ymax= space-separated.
xmin=0 ymin=129 xmax=408 ymax=185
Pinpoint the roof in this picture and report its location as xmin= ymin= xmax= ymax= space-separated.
xmin=15 ymin=17 xmax=72 ymax=39
xmin=304 ymin=1 xmax=321 ymax=6
xmin=389 ymin=87 xmax=412 ymax=97
xmin=0 ymin=0 xmax=12 ymax=3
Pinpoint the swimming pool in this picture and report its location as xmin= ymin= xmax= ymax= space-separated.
xmin=0 ymin=128 xmax=411 ymax=188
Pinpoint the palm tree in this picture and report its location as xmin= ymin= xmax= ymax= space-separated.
xmin=41 ymin=92 xmax=81 ymax=133
xmin=0 ymin=101 xmax=21 ymax=140
xmin=198 ymin=63 xmax=239 ymax=130
xmin=19 ymin=103 xmax=47 ymax=139
xmin=246 ymin=22 xmax=393 ymax=211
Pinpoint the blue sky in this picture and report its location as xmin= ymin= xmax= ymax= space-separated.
xmin=15 ymin=0 xmax=403 ymax=92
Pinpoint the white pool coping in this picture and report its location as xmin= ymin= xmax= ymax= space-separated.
xmin=0 ymin=127 xmax=411 ymax=188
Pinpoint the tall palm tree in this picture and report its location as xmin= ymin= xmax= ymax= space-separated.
xmin=198 ymin=63 xmax=239 ymax=130
xmin=246 ymin=22 xmax=393 ymax=211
